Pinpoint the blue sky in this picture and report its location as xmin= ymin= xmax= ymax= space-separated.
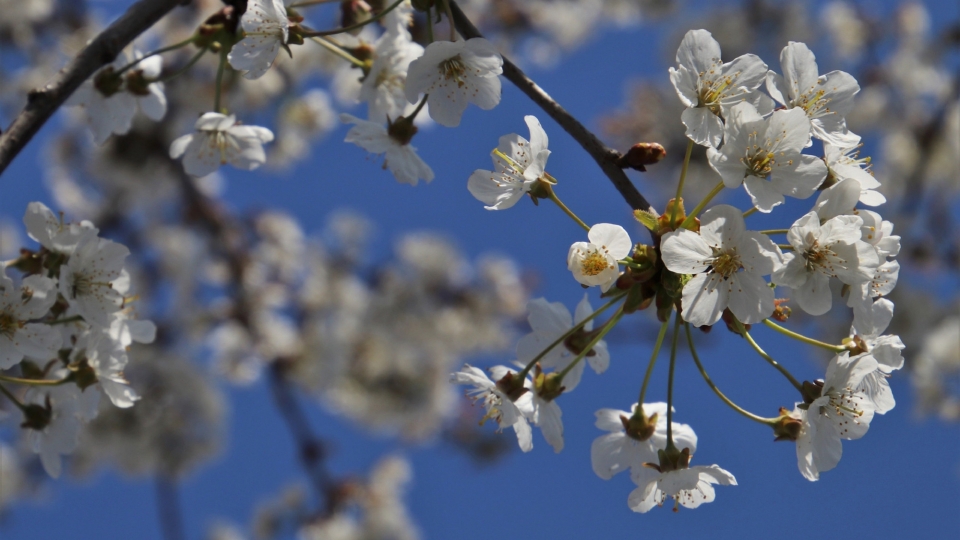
xmin=2 ymin=1 xmax=959 ymax=538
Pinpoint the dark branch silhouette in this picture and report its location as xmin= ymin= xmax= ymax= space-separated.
xmin=448 ymin=1 xmax=655 ymax=214
xmin=0 ymin=0 xmax=184 ymax=176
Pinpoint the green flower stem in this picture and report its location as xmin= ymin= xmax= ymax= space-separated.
xmin=442 ymin=0 xmax=456 ymax=41
xmin=214 ymin=44 xmax=228 ymax=113
xmin=778 ymin=243 xmax=795 ymax=251
xmin=557 ymin=306 xmax=624 ymax=380
xmin=547 ymin=188 xmax=590 ymax=232
xmin=742 ymin=206 xmax=759 ymax=218
xmin=637 ymin=316 xmax=671 ymax=407
xmin=151 ymin=46 xmax=209 ymax=83
xmin=426 ymin=6 xmax=435 ymax=43
xmin=685 ymin=323 xmax=779 ymax=425
xmin=762 ymin=319 xmax=848 ymax=353
xmin=409 ymin=95 xmax=429 ymax=120
xmin=310 ymin=37 xmax=366 ymax=68
xmin=665 ymin=311 xmax=683 ymax=450
xmin=517 ymin=291 xmax=627 ymax=380
xmin=300 ymin=0 xmax=407 ymax=37
xmin=759 ymin=229 xmax=789 ymax=235
xmin=736 ymin=319 xmax=804 ymax=393
xmin=0 ymin=374 xmax=73 ymax=386
xmin=671 ymin=139 xmax=694 ymax=224
xmin=680 ymin=181 xmax=725 ymax=230
xmin=48 ymin=315 xmax=84 ymax=326
xmin=115 ymin=36 xmax=197 ymax=75
xmin=0 ymin=382 xmax=26 ymax=412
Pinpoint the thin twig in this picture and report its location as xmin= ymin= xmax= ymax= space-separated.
xmin=155 ymin=475 xmax=185 ymax=540
xmin=268 ymin=363 xmax=337 ymax=513
xmin=0 ymin=0 xmax=184 ymax=176
xmin=448 ymin=1 xmax=654 ymax=214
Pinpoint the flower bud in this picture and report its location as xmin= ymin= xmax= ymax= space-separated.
xmin=618 ymin=142 xmax=666 ymax=172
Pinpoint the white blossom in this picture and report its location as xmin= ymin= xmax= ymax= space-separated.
xmin=567 ymin=224 xmax=632 ymax=292
xmin=824 ymin=139 xmax=885 ymax=206
xmin=669 ymin=29 xmax=770 ymax=147
xmin=794 ymin=352 xmax=877 ymax=481
xmin=58 ymin=236 xmax=130 ymax=327
xmin=516 ymin=295 xmax=607 ymax=392
xmin=228 ymin=0 xmax=289 ymax=80
xmin=772 ymin=211 xmax=879 ymax=315
xmin=661 ymin=205 xmax=782 ymax=327
xmin=360 ymin=22 xmax=425 ymax=122
xmin=848 ymin=298 xmax=904 ymax=415
xmin=766 ymin=41 xmax=861 ymax=146
xmin=340 ymin=113 xmax=434 ymax=186
xmin=404 ymin=38 xmax=503 ymax=127
xmin=24 ymin=372 xmax=100 ymax=478
xmin=169 ymin=113 xmax=274 ymax=177
xmin=69 ymin=49 xmax=166 ymax=145
xmin=22 ymin=201 xmax=98 ymax=254
xmin=708 ymin=102 xmax=826 ymax=212
xmin=468 ymin=115 xmax=550 ymax=210
xmin=628 ymin=462 xmax=736 ymax=512
xmin=450 ymin=364 xmax=533 ymax=452
xmin=74 ymin=329 xmax=140 ymax=408
xmin=0 ymin=273 xmax=60 ymax=369
xmin=591 ymin=403 xmax=697 ymax=480
xmin=530 ymin=390 xmax=564 ymax=453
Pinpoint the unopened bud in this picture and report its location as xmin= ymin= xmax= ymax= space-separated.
xmin=657 ymin=198 xmax=686 ymax=231
xmin=618 ymin=142 xmax=666 ymax=172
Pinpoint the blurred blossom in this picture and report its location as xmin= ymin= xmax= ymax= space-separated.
xmin=72 ymin=351 xmax=226 ymax=479
xmin=912 ymin=316 xmax=960 ymax=421
xmin=821 ymin=2 xmax=868 ymax=62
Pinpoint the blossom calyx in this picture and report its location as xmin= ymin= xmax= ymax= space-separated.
xmin=657 ymin=198 xmax=688 ymax=232
xmin=68 ymin=356 xmax=99 ymax=392
xmin=800 ymin=380 xmax=825 ymax=406
xmin=618 ymin=142 xmax=666 ymax=172
xmin=93 ymin=68 xmax=124 ymax=97
xmin=494 ymin=371 xmax=528 ymax=402
xmin=387 ymin=115 xmax=418 ymax=145
xmin=772 ymin=407 xmax=802 ymax=441
xmin=653 ymin=446 xmax=693 ymax=474
xmin=622 ymin=282 xmax=656 ymax=314
xmin=622 ymin=407 xmax=659 ymax=441
xmin=20 ymin=396 xmax=54 ymax=431
xmin=533 ymin=365 xmax=565 ymax=402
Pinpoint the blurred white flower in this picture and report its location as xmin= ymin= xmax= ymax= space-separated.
xmin=169 ymin=113 xmax=274 ymax=177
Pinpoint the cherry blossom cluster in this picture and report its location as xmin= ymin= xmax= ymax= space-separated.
xmin=0 ymin=202 xmax=155 ymax=478
xmin=454 ymin=29 xmax=904 ymax=512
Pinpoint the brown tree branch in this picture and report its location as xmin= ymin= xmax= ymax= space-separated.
xmin=0 ymin=0 xmax=184 ymax=177
xmin=448 ymin=1 xmax=655 ymax=214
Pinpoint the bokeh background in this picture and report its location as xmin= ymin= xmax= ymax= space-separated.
xmin=0 ymin=0 xmax=958 ymax=539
